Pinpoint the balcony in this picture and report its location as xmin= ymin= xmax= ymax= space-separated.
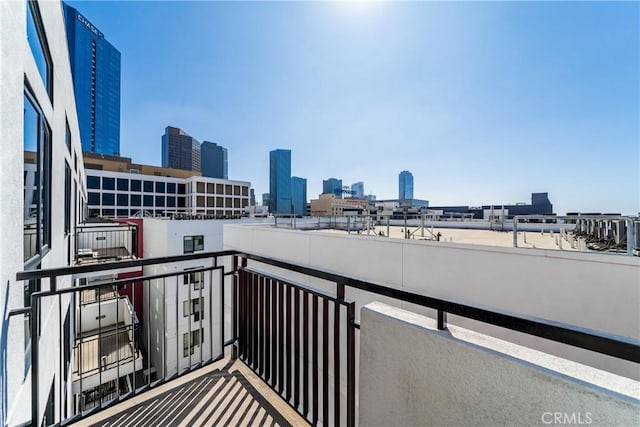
xmin=74 ymin=221 xmax=139 ymax=265
xmin=14 ymin=248 xmax=640 ymax=426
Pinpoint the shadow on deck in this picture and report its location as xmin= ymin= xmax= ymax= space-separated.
xmin=76 ymin=358 xmax=308 ymax=427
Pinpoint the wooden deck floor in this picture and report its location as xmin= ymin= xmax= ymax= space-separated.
xmin=75 ymin=358 xmax=309 ymax=427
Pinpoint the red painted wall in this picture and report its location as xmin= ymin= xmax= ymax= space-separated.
xmin=115 ymin=218 xmax=144 ymax=322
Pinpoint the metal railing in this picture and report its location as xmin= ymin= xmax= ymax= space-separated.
xmin=74 ymin=222 xmax=139 ymax=263
xmin=11 ymin=250 xmax=640 ymax=426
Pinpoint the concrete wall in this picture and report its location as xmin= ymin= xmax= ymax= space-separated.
xmin=223 ymin=224 xmax=640 ymax=379
xmin=1 ymin=0 xmax=87 ymax=424
xmin=359 ymin=302 xmax=639 ymax=427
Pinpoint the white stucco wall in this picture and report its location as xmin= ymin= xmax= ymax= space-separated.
xmin=223 ymin=224 xmax=640 ymax=379
xmin=1 ymin=0 xmax=87 ymax=424
xmin=359 ymin=302 xmax=639 ymax=427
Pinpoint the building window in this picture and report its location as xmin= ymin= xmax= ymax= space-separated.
xmin=65 ymin=118 xmax=71 ymax=152
xmin=207 ymin=183 xmax=214 ymax=194
xmin=131 ymin=179 xmax=141 ymax=192
xmin=87 ymin=175 xmax=100 ymax=189
xmin=225 ymin=185 xmax=232 ymax=195
xmin=23 ymin=89 xmax=51 ymax=264
xmin=184 ymin=270 xmax=204 ymax=290
xmin=183 ymin=329 xmax=204 ymax=357
xmin=155 ymin=181 xmax=165 ymax=193
xmin=102 ymin=193 xmax=115 ymax=206
xmin=242 ymin=187 xmax=249 ymax=197
xmin=216 ymin=184 xmax=224 ymax=194
xmin=117 ymin=178 xmax=129 ymax=191
xmin=117 ymin=209 xmax=128 ymax=217
xmin=183 ymin=297 xmax=205 ymax=321
xmin=167 ymin=182 xmax=176 ymax=194
xmin=143 ymin=195 xmax=153 ymax=207
xmin=183 ymin=235 xmax=204 ymax=254
xmin=178 ymin=184 xmax=186 ymax=194
xmin=26 ymin=1 xmax=53 ymax=100
xmin=155 ymin=195 xmax=165 ymax=207
xmin=167 ymin=196 xmax=176 ymax=208
xmin=131 ymin=194 xmax=141 ymax=207
xmin=143 ymin=180 xmax=153 ymax=193
xmin=117 ymin=194 xmax=128 ymax=206
xmin=64 ymin=162 xmax=71 ymax=235
xmin=197 ymin=182 xmax=205 ymax=193
xmin=102 ymin=177 xmax=115 ymax=191
xmin=178 ymin=197 xmax=186 ymax=208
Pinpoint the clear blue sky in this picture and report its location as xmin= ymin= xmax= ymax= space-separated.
xmin=68 ymin=0 xmax=639 ymax=215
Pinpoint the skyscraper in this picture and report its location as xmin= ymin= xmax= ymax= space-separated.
xmin=269 ymin=149 xmax=291 ymax=214
xmin=291 ymin=176 xmax=307 ymax=217
xmin=201 ymin=141 xmax=228 ymax=179
xmin=351 ymin=182 xmax=365 ymax=199
xmin=162 ymin=126 xmax=201 ymax=172
xmin=323 ymin=178 xmax=343 ymax=197
xmin=399 ymin=170 xmax=414 ymax=200
xmin=63 ymin=3 xmax=121 ymax=155
xmin=250 ymin=189 xmax=256 ymax=206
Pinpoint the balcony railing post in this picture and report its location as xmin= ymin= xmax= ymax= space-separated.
xmin=438 ymin=309 xmax=447 ymax=331
xmin=346 ymin=301 xmax=355 ymax=427
xmin=31 ymin=293 xmax=39 ymax=426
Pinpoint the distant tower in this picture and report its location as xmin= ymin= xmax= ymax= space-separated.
xmin=201 ymin=141 xmax=228 ymax=179
xmin=351 ymin=182 xmax=364 ymax=199
xmin=161 ymin=126 xmax=201 ymax=172
xmin=398 ymin=171 xmax=414 ymax=200
xmin=323 ymin=178 xmax=343 ymax=198
xmin=291 ymin=177 xmax=307 ymax=216
xmin=250 ymin=189 xmax=256 ymax=206
xmin=269 ymin=149 xmax=292 ymax=214
xmin=262 ymin=193 xmax=270 ymax=208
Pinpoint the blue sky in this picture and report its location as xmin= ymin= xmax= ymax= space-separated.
xmin=68 ymin=1 xmax=639 ymax=215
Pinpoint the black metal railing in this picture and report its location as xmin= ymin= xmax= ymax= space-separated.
xmin=74 ymin=223 xmax=139 ymax=264
xmin=11 ymin=249 xmax=640 ymax=426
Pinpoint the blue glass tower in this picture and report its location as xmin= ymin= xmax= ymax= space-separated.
xmin=201 ymin=141 xmax=228 ymax=179
xmin=399 ymin=170 xmax=414 ymax=200
xmin=269 ymin=149 xmax=291 ymax=214
xmin=323 ymin=178 xmax=343 ymax=197
xmin=291 ymin=177 xmax=307 ymax=217
xmin=64 ymin=3 xmax=120 ymax=155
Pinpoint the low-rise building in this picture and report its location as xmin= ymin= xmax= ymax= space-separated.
xmin=310 ymin=193 xmax=369 ymax=216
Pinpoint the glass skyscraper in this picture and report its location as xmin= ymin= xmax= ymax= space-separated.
xmin=323 ymin=178 xmax=343 ymax=197
xmin=351 ymin=182 xmax=365 ymax=199
xmin=291 ymin=176 xmax=307 ymax=217
xmin=269 ymin=149 xmax=291 ymax=214
xmin=64 ymin=3 xmax=120 ymax=155
xmin=399 ymin=170 xmax=414 ymax=200
xmin=162 ymin=126 xmax=201 ymax=171
xmin=201 ymin=141 xmax=228 ymax=179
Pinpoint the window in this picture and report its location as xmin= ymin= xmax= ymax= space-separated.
xmin=87 ymin=175 xmax=100 ymax=189
xmin=197 ymin=182 xmax=205 ymax=193
xmin=117 ymin=194 xmax=128 ymax=206
xmin=26 ymin=1 xmax=52 ymax=99
xmin=130 ymin=194 xmax=141 ymax=207
xmin=155 ymin=195 xmax=165 ymax=207
xmin=242 ymin=187 xmax=249 ymax=197
xmin=23 ymin=90 xmax=51 ymax=264
xmin=167 ymin=197 xmax=176 ymax=208
xmin=234 ymin=186 xmax=241 ymax=196
xmin=117 ymin=209 xmax=128 ymax=217
xmin=207 ymin=183 xmax=214 ymax=194
xmin=102 ymin=193 xmax=115 ymax=206
xmin=183 ymin=236 xmax=204 ymax=254
xmin=216 ymin=184 xmax=224 ymax=194
xmin=117 ymin=178 xmax=129 ymax=191
xmin=183 ymin=329 xmax=204 ymax=357
xmin=183 ymin=297 xmax=205 ymax=321
xmin=143 ymin=195 xmax=153 ymax=207
xmin=64 ymin=162 xmax=71 ymax=235
xmin=131 ymin=179 xmax=141 ymax=192
xmin=155 ymin=181 xmax=165 ymax=193
xmin=65 ymin=118 xmax=71 ymax=152
xmin=225 ymin=185 xmax=232 ymax=195
xmin=178 ymin=197 xmax=186 ymax=208
xmin=102 ymin=177 xmax=115 ymax=191
xmin=167 ymin=182 xmax=176 ymax=194
xmin=143 ymin=180 xmax=154 ymax=192
xmin=184 ymin=270 xmax=204 ymax=290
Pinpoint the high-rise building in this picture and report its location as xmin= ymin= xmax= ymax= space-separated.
xmin=269 ymin=149 xmax=291 ymax=214
xmin=162 ymin=126 xmax=201 ymax=172
xmin=63 ymin=3 xmax=121 ymax=155
xmin=323 ymin=178 xmax=343 ymax=197
xmin=201 ymin=141 xmax=228 ymax=179
xmin=351 ymin=182 xmax=365 ymax=199
xmin=399 ymin=170 xmax=414 ymax=200
xmin=262 ymin=193 xmax=270 ymax=207
xmin=291 ymin=176 xmax=307 ymax=217
xmin=250 ymin=189 xmax=256 ymax=206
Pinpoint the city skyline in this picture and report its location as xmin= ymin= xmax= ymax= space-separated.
xmin=66 ymin=1 xmax=639 ymax=215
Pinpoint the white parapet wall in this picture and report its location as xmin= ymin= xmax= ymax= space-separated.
xmin=359 ymin=302 xmax=639 ymax=427
xmin=223 ymin=224 xmax=640 ymax=379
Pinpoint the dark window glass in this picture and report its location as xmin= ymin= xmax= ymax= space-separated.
xmin=167 ymin=197 xmax=176 ymax=208
xmin=117 ymin=178 xmax=129 ymax=191
xmin=178 ymin=184 xmax=186 ymax=194
xmin=87 ymin=192 xmax=100 ymax=205
xmin=143 ymin=181 xmax=153 ymax=192
xmin=183 ymin=235 xmax=204 ymax=253
xmin=130 ymin=194 xmax=141 ymax=207
xmin=117 ymin=194 xmax=128 ymax=206
xmin=87 ymin=175 xmax=100 ymax=189
xmin=64 ymin=163 xmax=71 ymax=235
xmin=143 ymin=195 xmax=153 ymax=207
xmin=65 ymin=118 xmax=71 ymax=152
xmin=23 ymin=90 xmax=51 ymax=263
xmin=102 ymin=177 xmax=115 ymax=190
xmin=88 ymin=209 xmax=100 ymax=218
xmin=155 ymin=196 xmax=165 ymax=207
xmin=167 ymin=183 xmax=176 ymax=193
xmin=26 ymin=1 xmax=52 ymax=99
xmin=117 ymin=209 xmax=128 ymax=217
xmin=178 ymin=197 xmax=186 ymax=208
xmin=131 ymin=179 xmax=141 ymax=192
xmin=155 ymin=181 xmax=165 ymax=193
xmin=102 ymin=209 xmax=114 ymax=217
xmin=102 ymin=193 xmax=115 ymax=206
